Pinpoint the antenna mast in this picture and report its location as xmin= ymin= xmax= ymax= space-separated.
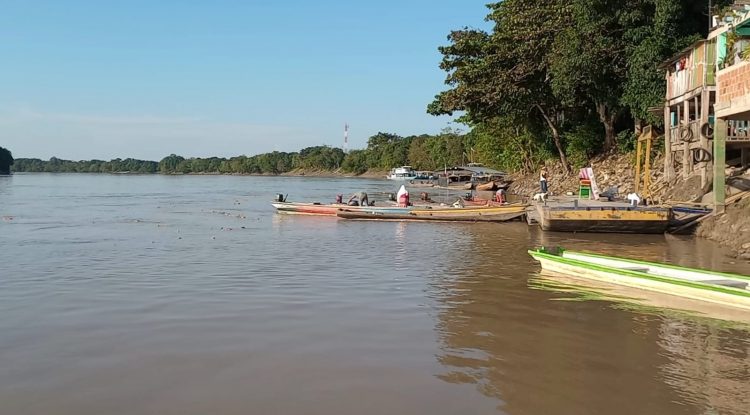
xmin=344 ymin=123 xmax=349 ymax=153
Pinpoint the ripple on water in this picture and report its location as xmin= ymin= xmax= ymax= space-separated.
xmin=1 ymin=174 xmax=749 ymax=415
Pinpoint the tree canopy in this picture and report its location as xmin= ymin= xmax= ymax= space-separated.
xmin=0 ymin=146 xmax=14 ymax=174
xmin=430 ymin=0 xmax=726 ymax=171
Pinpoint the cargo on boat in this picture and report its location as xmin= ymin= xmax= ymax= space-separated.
xmin=536 ymin=205 xmax=671 ymax=233
xmin=529 ymin=247 xmax=750 ymax=313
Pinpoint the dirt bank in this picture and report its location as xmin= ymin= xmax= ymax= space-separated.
xmin=506 ymin=150 xmax=750 ymax=258
xmin=697 ymin=198 xmax=750 ymax=259
xmin=507 ymin=152 xmax=663 ymax=199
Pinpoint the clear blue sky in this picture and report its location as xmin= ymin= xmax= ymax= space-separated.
xmin=0 ymin=0 xmax=490 ymax=160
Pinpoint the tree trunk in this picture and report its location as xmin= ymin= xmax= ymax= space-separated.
xmin=597 ymin=103 xmax=617 ymax=151
xmin=536 ymin=105 xmax=571 ymax=173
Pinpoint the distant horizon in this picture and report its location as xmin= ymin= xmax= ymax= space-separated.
xmin=1 ymin=1 xmax=488 ymax=160
xmin=7 ymin=129 xmax=461 ymax=162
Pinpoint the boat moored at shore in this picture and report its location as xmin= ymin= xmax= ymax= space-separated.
xmin=272 ymin=201 xmax=412 ymax=216
xmin=336 ymin=204 xmax=527 ymax=222
xmin=536 ymin=205 xmax=671 ymax=233
xmin=529 ymin=247 xmax=750 ymax=314
xmin=387 ymin=166 xmax=418 ymax=180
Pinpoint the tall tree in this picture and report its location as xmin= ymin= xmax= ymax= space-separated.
xmin=429 ymin=0 xmax=574 ymax=172
xmin=0 ymin=146 xmax=14 ymax=174
xmin=550 ymin=0 xmax=626 ymax=150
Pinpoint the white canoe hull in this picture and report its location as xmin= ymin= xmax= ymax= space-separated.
xmin=530 ymin=250 xmax=750 ymax=312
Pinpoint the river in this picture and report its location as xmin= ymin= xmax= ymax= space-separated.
xmin=1 ymin=173 xmax=749 ymax=415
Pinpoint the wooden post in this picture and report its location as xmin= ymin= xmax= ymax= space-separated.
xmin=700 ymin=90 xmax=711 ymax=187
xmin=645 ymin=133 xmax=653 ymax=199
xmin=635 ymin=138 xmax=643 ymax=194
xmin=714 ymin=118 xmax=727 ymax=213
xmin=664 ymin=106 xmax=674 ymax=181
xmin=683 ymin=100 xmax=691 ymax=178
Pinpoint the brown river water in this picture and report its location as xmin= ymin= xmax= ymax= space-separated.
xmin=1 ymin=173 xmax=749 ymax=415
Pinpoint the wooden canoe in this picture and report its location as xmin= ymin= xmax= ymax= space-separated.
xmin=336 ymin=204 xmax=527 ymax=222
xmin=529 ymin=247 xmax=750 ymax=312
xmin=272 ymin=202 xmax=411 ymax=216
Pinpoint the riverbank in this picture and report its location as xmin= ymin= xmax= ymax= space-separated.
xmin=506 ymin=150 xmax=750 ymax=258
xmin=507 ymin=152 xmax=661 ymax=199
xmin=697 ymin=198 xmax=750 ymax=259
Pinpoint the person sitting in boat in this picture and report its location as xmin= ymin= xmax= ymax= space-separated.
xmin=396 ymin=185 xmax=409 ymax=207
xmin=495 ymin=188 xmax=506 ymax=204
xmin=348 ymin=191 xmax=369 ymax=206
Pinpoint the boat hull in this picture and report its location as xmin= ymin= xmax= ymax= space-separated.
xmin=387 ymin=175 xmax=418 ymax=181
xmin=272 ymin=202 xmax=410 ymax=216
xmin=529 ymin=249 xmax=750 ymax=312
xmin=337 ymin=205 xmax=527 ymax=222
xmin=537 ymin=206 xmax=670 ymax=233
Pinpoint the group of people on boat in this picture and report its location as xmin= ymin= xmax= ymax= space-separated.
xmin=336 ymin=185 xmax=411 ymax=207
xmin=335 ymin=192 xmax=371 ymax=206
xmin=337 ymin=183 xmax=513 ymax=208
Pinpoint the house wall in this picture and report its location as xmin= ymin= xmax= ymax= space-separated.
xmin=716 ymin=61 xmax=750 ymax=119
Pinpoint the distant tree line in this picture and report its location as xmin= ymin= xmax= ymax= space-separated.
xmin=13 ymin=157 xmax=159 ymax=173
xmin=11 ymin=130 xmax=522 ymax=176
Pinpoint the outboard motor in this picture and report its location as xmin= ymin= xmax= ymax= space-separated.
xmin=464 ymin=192 xmax=473 ymax=201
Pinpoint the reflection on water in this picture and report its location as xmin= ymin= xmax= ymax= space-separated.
xmin=658 ymin=321 xmax=750 ymax=414
xmin=433 ymin=226 xmax=750 ymax=415
xmin=0 ymin=174 xmax=749 ymax=415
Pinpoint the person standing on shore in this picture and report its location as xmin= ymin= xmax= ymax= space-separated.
xmin=540 ymin=167 xmax=548 ymax=194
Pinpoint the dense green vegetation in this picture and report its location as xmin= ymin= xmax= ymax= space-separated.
xmin=11 ymin=135 xmax=476 ymax=175
xmin=428 ymin=0 xmax=727 ymax=172
xmin=0 ymin=146 xmax=13 ymax=174
xmin=14 ymin=157 xmax=159 ymax=173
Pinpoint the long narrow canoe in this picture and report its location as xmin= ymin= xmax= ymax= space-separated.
xmin=529 ymin=247 xmax=750 ymax=311
xmin=272 ymin=202 xmax=412 ymax=216
xmin=337 ymin=204 xmax=527 ymax=222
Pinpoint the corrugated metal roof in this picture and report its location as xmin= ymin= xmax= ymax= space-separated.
xmin=455 ymin=164 xmax=506 ymax=175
